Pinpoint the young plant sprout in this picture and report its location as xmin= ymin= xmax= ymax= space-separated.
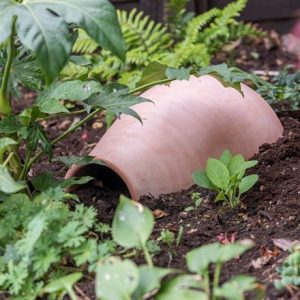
xmin=193 ymin=150 xmax=259 ymax=208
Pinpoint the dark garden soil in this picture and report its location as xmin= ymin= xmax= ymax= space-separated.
xmin=19 ymin=33 xmax=300 ymax=300
xmin=30 ymin=103 xmax=300 ymax=300
xmin=214 ymin=30 xmax=297 ymax=73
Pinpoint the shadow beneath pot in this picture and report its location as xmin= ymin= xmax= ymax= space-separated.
xmin=71 ymin=164 xmax=130 ymax=196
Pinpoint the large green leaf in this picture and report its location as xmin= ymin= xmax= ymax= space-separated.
xmin=112 ymin=195 xmax=154 ymax=248
xmin=0 ymin=1 xmax=14 ymax=43
xmin=133 ymin=266 xmax=173 ymax=300
xmin=0 ymin=138 xmax=17 ymax=152
xmin=206 ymin=158 xmax=230 ymax=190
xmin=96 ymin=258 xmax=139 ymax=300
xmin=0 ymin=165 xmax=25 ymax=194
xmin=214 ymin=275 xmax=256 ymax=300
xmin=85 ymin=83 xmax=151 ymax=122
xmin=157 ymin=275 xmax=207 ymax=300
xmin=0 ymin=0 xmax=125 ymax=83
xmin=136 ymin=62 xmax=168 ymax=88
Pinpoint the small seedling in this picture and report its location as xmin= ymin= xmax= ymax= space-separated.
xmin=185 ymin=192 xmax=203 ymax=212
xmin=186 ymin=240 xmax=255 ymax=299
xmin=193 ymin=150 xmax=259 ymax=208
xmin=275 ymin=243 xmax=300 ymax=290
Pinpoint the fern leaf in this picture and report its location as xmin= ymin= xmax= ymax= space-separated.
xmin=72 ymin=29 xmax=99 ymax=54
xmin=200 ymin=0 xmax=248 ymax=44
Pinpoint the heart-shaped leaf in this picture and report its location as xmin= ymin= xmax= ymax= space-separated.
xmin=214 ymin=275 xmax=256 ymax=300
xmin=157 ymin=275 xmax=207 ymax=300
xmin=112 ymin=195 xmax=154 ymax=248
xmin=96 ymin=258 xmax=139 ymax=300
xmin=133 ymin=266 xmax=174 ymax=299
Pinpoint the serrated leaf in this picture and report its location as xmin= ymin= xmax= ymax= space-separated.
xmin=37 ymin=80 xmax=102 ymax=113
xmin=15 ymin=212 xmax=46 ymax=256
xmin=136 ymin=62 xmax=168 ymax=88
xmin=206 ymin=158 xmax=229 ymax=190
xmin=0 ymin=166 xmax=25 ymax=194
xmin=166 ymin=67 xmax=192 ymax=80
xmin=239 ymin=174 xmax=258 ymax=194
xmin=4 ymin=0 xmax=125 ymax=83
xmin=0 ymin=115 xmax=25 ymax=134
xmin=112 ymin=195 xmax=154 ymax=248
xmin=31 ymin=171 xmax=56 ymax=192
xmin=54 ymin=155 xmax=103 ymax=168
xmin=85 ymin=83 xmax=150 ymax=122
xmin=19 ymin=106 xmax=46 ymax=127
xmin=27 ymin=124 xmax=52 ymax=159
xmin=96 ymin=258 xmax=139 ymax=300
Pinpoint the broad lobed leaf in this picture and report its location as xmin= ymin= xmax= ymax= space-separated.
xmin=0 ymin=0 xmax=125 ymax=83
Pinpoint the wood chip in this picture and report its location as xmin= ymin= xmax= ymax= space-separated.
xmin=153 ymin=209 xmax=168 ymax=219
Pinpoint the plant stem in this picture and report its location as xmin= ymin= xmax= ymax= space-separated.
xmin=130 ymin=78 xmax=173 ymax=94
xmin=212 ymin=263 xmax=222 ymax=300
xmin=0 ymin=17 xmax=16 ymax=116
xmin=142 ymin=243 xmax=153 ymax=267
xmin=203 ymin=272 xmax=210 ymax=298
xmin=19 ymin=151 xmax=31 ymax=181
xmin=25 ymin=108 xmax=101 ymax=176
xmin=3 ymin=152 xmax=14 ymax=167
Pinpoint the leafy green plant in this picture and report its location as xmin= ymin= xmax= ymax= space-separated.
xmin=185 ymin=192 xmax=203 ymax=212
xmin=0 ymin=187 xmax=118 ymax=299
xmin=186 ymin=241 xmax=255 ymax=300
xmin=193 ymin=150 xmax=259 ymax=208
xmin=112 ymin=195 xmax=154 ymax=267
xmin=62 ymin=0 xmax=263 ymax=87
xmin=258 ymin=67 xmax=300 ymax=110
xmin=275 ymin=243 xmax=300 ymax=290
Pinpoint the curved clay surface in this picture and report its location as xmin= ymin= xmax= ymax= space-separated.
xmin=66 ymin=75 xmax=283 ymax=200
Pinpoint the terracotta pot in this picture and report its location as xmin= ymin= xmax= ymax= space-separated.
xmin=66 ymin=75 xmax=283 ymax=200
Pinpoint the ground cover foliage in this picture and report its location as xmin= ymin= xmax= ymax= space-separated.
xmin=0 ymin=0 xmax=299 ymax=299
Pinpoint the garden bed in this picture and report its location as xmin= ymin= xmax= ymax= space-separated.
xmin=28 ymin=97 xmax=300 ymax=299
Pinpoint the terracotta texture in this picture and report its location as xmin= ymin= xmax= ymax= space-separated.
xmin=66 ymin=75 xmax=283 ymax=200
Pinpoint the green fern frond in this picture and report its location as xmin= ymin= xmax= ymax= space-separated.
xmin=164 ymin=0 xmax=190 ymax=39
xmin=60 ymin=62 xmax=90 ymax=81
xmin=185 ymin=8 xmax=220 ymax=44
xmin=201 ymin=0 xmax=248 ymax=43
xmin=72 ymin=29 xmax=99 ymax=54
xmin=118 ymin=8 xmax=171 ymax=65
xmin=229 ymin=22 xmax=265 ymax=40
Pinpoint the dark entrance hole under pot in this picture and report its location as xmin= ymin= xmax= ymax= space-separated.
xmin=71 ymin=163 xmax=130 ymax=196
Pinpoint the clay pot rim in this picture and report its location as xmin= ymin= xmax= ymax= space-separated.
xmin=92 ymin=157 xmax=139 ymax=201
